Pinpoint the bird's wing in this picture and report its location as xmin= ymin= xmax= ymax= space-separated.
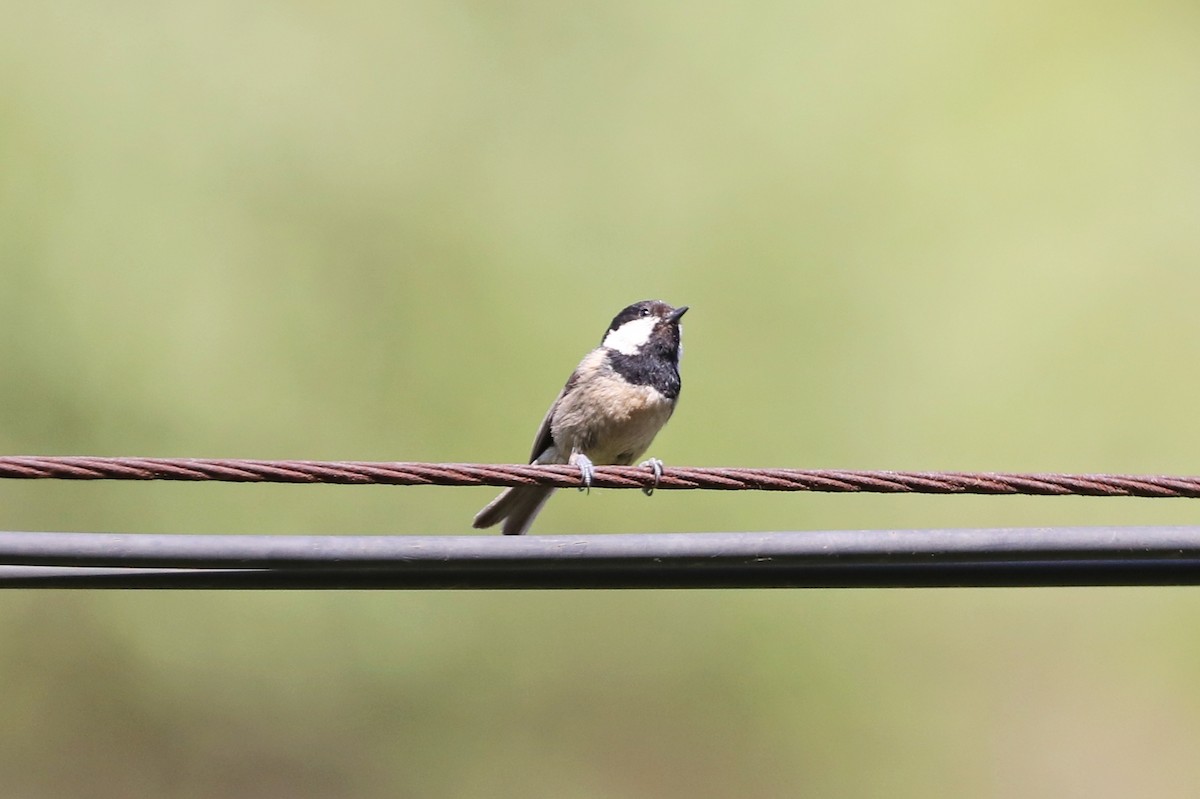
xmin=528 ymin=401 xmax=557 ymax=462
xmin=528 ymin=370 xmax=580 ymax=462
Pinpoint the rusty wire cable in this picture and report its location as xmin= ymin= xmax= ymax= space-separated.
xmin=0 ymin=456 xmax=1198 ymax=498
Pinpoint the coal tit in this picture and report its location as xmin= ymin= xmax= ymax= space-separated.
xmin=473 ymin=300 xmax=688 ymax=535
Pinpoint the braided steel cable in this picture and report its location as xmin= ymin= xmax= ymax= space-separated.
xmin=0 ymin=456 xmax=1198 ymax=497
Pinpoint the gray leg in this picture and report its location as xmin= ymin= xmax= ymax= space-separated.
xmin=638 ymin=458 xmax=664 ymax=496
xmin=570 ymin=452 xmax=596 ymax=493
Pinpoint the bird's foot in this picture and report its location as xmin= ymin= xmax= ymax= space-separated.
xmin=571 ymin=453 xmax=595 ymax=494
xmin=638 ymin=458 xmax=664 ymax=496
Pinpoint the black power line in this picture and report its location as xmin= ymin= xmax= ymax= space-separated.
xmin=2 ymin=528 xmax=1199 ymax=589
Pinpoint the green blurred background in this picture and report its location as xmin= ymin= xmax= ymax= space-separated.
xmin=3 ymin=0 xmax=1200 ymax=796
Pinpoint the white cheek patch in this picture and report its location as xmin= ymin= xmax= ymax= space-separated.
xmin=676 ymin=324 xmax=683 ymax=361
xmin=602 ymin=316 xmax=657 ymax=355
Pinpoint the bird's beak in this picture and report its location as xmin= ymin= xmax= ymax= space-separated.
xmin=666 ymin=306 xmax=689 ymax=323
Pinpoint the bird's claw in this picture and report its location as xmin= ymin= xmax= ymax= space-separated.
xmin=573 ymin=454 xmax=595 ymax=494
xmin=639 ymin=458 xmax=664 ymax=496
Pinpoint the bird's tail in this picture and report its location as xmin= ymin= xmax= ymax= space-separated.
xmin=472 ymin=486 xmax=556 ymax=536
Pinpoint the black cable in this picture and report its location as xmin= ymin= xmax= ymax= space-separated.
xmin=2 ymin=528 xmax=1200 ymax=589
xmin=0 ymin=560 xmax=1198 ymax=588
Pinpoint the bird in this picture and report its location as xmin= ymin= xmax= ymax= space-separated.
xmin=473 ymin=299 xmax=688 ymax=535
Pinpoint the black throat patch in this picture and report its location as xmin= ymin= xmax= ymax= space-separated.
xmin=605 ymin=348 xmax=682 ymax=399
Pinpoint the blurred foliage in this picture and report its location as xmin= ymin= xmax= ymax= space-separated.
xmin=3 ymin=0 xmax=1200 ymax=796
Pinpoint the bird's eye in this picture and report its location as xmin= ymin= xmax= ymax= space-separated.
xmin=640 ymin=308 xmax=652 ymax=317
